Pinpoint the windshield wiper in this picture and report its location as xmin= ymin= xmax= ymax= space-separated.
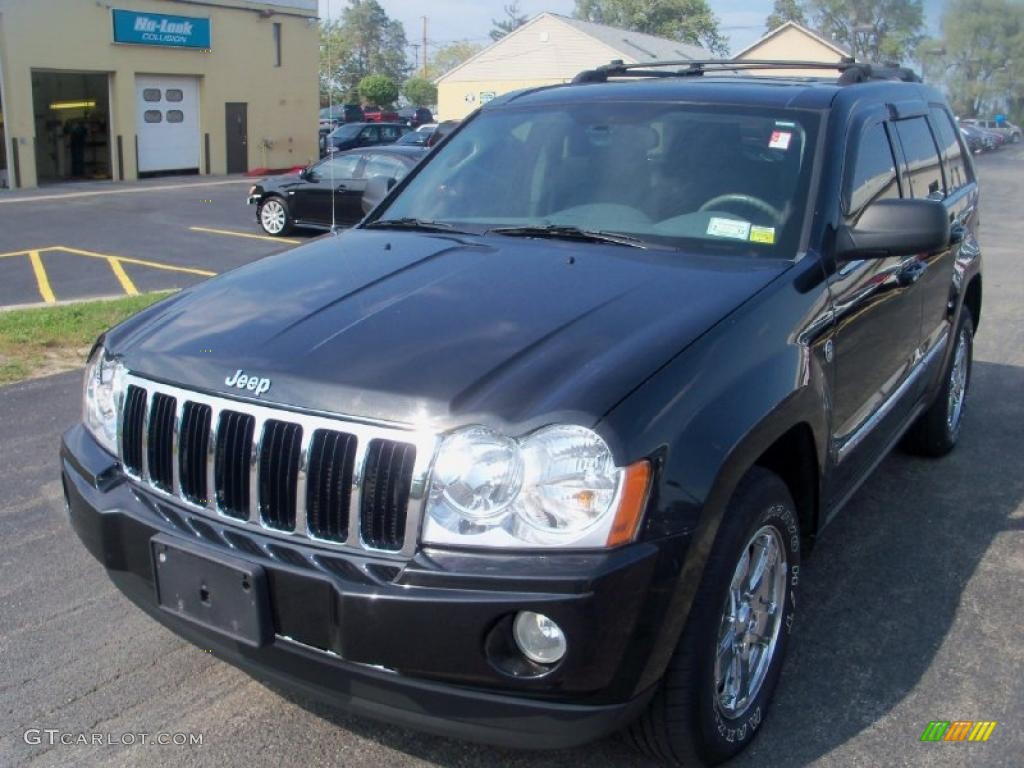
xmin=488 ymin=224 xmax=649 ymax=249
xmin=364 ymin=218 xmax=473 ymax=234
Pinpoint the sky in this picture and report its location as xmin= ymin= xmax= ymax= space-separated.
xmin=317 ymin=1 xmax=943 ymax=60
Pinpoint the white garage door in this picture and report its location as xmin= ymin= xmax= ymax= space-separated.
xmin=135 ymin=76 xmax=200 ymax=173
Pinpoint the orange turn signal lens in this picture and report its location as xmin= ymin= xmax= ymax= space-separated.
xmin=606 ymin=460 xmax=652 ymax=547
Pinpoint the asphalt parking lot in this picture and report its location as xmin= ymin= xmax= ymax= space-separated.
xmin=1 ymin=151 xmax=1022 ymax=767
xmin=0 ymin=175 xmax=314 ymax=308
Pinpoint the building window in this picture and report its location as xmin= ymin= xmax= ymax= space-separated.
xmin=142 ymin=89 xmax=161 ymax=102
xmin=167 ymin=110 xmax=184 ymax=124
xmin=144 ymin=110 xmax=162 ymax=123
xmin=273 ymin=22 xmax=282 ymax=67
xmin=165 ymin=89 xmax=183 ymax=103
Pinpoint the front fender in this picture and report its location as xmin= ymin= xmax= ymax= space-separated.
xmin=599 ymin=256 xmax=832 ymax=694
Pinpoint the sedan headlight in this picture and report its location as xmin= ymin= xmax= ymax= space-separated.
xmin=423 ymin=425 xmax=650 ymax=549
xmin=83 ymin=346 xmax=126 ymax=455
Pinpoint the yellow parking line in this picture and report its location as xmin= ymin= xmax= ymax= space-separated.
xmin=107 ymin=257 xmax=140 ymax=296
xmin=53 ymin=246 xmax=216 ymax=277
xmin=189 ymin=226 xmax=301 ymax=245
xmin=0 ymin=249 xmax=32 ymax=259
xmin=28 ymin=250 xmax=56 ymax=304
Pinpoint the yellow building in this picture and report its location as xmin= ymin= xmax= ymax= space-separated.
xmin=436 ymin=13 xmax=705 ymax=122
xmin=0 ymin=0 xmax=318 ymax=189
xmin=734 ymin=21 xmax=851 ymax=77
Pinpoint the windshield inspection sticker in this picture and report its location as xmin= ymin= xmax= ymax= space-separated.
xmin=769 ymin=130 xmax=793 ymax=150
xmin=750 ymin=225 xmax=777 ymax=245
xmin=707 ymin=217 xmax=752 ymax=240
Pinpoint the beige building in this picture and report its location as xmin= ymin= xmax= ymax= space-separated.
xmin=0 ymin=0 xmax=318 ymax=189
xmin=436 ymin=13 xmax=705 ymax=121
xmin=734 ymin=21 xmax=851 ymax=77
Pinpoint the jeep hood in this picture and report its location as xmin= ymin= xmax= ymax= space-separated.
xmin=108 ymin=230 xmax=787 ymax=432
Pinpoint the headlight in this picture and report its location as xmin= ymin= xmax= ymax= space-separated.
xmin=83 ymin=346 xmax=125 ymax=455
xmin=423 ymin=425 xmax=650 ymax=550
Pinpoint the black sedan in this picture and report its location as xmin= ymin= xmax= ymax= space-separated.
xmin=320 ymin=121 xmax=410 ymax=156
xmin=248 ymin=146 xmax=427 ymax=236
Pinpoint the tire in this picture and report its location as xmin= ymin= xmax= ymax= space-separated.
xmin=903 ymin=312 xmax=974 ymax=457
xmin=627 ymin=467 xmax=801 ymax=766
xmin=258 ymin=196 xmax=293 ymax=236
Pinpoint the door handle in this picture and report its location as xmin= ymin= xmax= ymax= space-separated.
xmin=336 ymin=185 xmax=348 ymax=191
xmin=897 ymin=259 xmax=928 ymax=286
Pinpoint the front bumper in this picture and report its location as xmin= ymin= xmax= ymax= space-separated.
xmin=61 ymin=424 xmax=685 ymax=749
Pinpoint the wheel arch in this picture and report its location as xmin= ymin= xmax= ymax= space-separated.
xmin=964 ymin=274 xmax=982 ymax=333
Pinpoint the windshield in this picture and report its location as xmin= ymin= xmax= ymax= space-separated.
xmin=378 ymin=102 xmax=820 ymax=257
xmin=329 ymin=123 xmax=362 ymax=140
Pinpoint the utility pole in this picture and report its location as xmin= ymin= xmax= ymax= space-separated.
xmin=422 ymin=16 xmax=428 ymax=78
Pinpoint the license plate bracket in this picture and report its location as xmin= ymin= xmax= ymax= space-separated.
xmin=151 ymin=534 xmax=271 ymax=647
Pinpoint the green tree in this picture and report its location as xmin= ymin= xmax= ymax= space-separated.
xmin=359 ymin=74 xmax=399 ymax=107
xmin=765 ymin=0 xmax=807 ymax=31
xmin=491 ymin=1 xmax=529 ymax=41
xmin=805 ymin=0 xmax=924 ymax=62
xmin=923 ymin=0 xmax=1024 ymax=119
xmin=403 ymin=77 xmax=438 ymax=107
xmin=425 ymin=41 xmax=484 ymax=80
xmin=320 ymin=0 xmax=409 ymax=105
xmin=572 ymin=0 xmax=729 ymax=56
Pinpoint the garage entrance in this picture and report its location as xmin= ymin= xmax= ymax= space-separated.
xmin=31 ymin=71 xmax=112 ymax=183
xmin=135 ymin=75 xmax=200 ymax=176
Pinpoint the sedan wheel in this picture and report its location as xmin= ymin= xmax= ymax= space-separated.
xmin=259 ymin=198 xmax=290 ymax=236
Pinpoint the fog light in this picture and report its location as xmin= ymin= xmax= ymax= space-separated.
xmin=513 ymin=611 xmax=566 ymax=665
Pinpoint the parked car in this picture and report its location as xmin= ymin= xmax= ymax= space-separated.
xmin=66 ymin=61 xmax=982 ymax=767
xmin=248 ymin=146 xmax=427 ymax=234
xmin=319 ymin=104 xmax=364 ymax=129
xmin=426 ymin=119 xmax=459 ymax=147
xmin=322 ymin=121 xmax=409 ymax=156
xmin=959 ymin=124 xmax=991 ymax=153
xmin=961 ymin=117 xmax=1021 ymax=143
xmin=394 ymin=130 xmax=432 ymax=147
xmin=397 ymin=106 xmax=434 ymax=128
xmin=363 ymin=106 xmax=401 ymax=123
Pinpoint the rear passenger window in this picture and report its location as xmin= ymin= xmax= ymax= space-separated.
xmin=929 ymin=107 xmax=970 ymax=195
xmin=847 ymin=122 xmax=900 ymax=216
xmin=893 ymin=117 xmax=944 ymax=200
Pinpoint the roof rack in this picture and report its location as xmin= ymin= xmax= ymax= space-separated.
xmin=571 ymin=58 xmax=921 ymax=85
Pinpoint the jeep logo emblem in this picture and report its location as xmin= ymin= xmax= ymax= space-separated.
xmin=224 ymin=369 xmax=271 ymax=397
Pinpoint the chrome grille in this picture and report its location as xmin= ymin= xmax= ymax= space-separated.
xmin=117 ymin=374 xmax=437 ymax=558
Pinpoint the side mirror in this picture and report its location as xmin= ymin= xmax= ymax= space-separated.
xmin=836 ymin=198 xmax=950 ymax=261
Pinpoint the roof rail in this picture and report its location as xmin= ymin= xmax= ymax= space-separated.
xmin=571 ymin=58 xmax=921 ymax=85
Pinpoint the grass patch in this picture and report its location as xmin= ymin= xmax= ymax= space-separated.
xmin=0 ymin=293 xmax=168 ymax=386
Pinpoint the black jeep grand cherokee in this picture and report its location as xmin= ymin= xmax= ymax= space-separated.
xmin=63 ymin=60 xmax=981 ymax=765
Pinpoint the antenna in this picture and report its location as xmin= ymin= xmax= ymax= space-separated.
xmin=328 ymin=1 xmax=336 ymax=232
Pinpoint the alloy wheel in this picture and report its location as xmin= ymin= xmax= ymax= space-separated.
xmin=260 ymin=200 xmax=287 ymax=234
xmin=947 ymin=326 xmax=970 ymax=432
xmin=714 ymin=524 xmax=788 ymax=719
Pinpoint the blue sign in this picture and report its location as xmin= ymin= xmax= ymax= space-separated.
xmin=112 ymin=8 xmax=211 ymax=49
